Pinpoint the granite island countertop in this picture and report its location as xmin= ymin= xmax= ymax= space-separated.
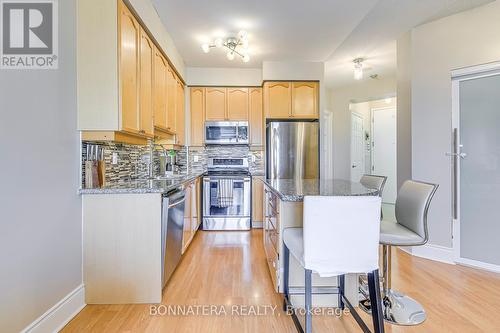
xmin=79 ymin=172 xmax=205 ymax=195
xmin=261 ymin=178 xmax=378 ymax=202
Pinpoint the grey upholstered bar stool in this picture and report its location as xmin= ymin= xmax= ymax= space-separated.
xmin=360 ymin=174 xmax=387 ymax=197
xmin=363 ymin=180 xmax=438 ymax=326
xmin=283 ymin=196 xmax=385 ymax=333
xmin=360 ymin=174 xmax=387 ymax=217
xmin=358 ymin=175 xmax=387 ymax=293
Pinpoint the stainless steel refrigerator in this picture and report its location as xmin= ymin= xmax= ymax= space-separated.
xmin=266 ymin=120 xmax=319 ymax=179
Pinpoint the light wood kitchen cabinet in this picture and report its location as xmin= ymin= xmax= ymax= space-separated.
xmin=176 ymin=79 xmax=185 ymax=145
xmin=227 ymin=88 xmax=249 ymax=120
xmin=249 ymin=88 xmax=263 ymax=146
xmin=192 ymin=177 xmax=201 ymax=231
xmin=183 ymin=183 xmax=192 ymax=253
xmin=166 ymin=66 xmax=177 ymax=133
xmin=291 ymin=81 xmax=318 ymax=118
xmin=252 ymin=177 xmax=264 ymax=225
xmin=153 ymin=47 xmax=168 ymax=132
xmin=190 ymin=87 xmax=205 ymax=146
xmin=263 ymin=81 xmax=319 ymax=119
xmin=119 ymin=1 xmax=140 ymax=134
xmin=78 ymin=0 xmax=186 ymax=145
xmin=182 ymin=179 xmax=200 ymax=253
xmin=139 ymin=29 xmax=154 ymax=137
xmin=205 ymin=88 xmax=227 ymax=121
xmin=264 ymin=81 xmax=291 ymax=119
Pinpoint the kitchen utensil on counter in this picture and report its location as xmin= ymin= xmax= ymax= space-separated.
xmin=84 ymin=144 xmax=105 ymax=188
xmin=97 ymin=148 xmax=106 ymax=187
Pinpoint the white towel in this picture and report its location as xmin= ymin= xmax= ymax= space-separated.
xmin=216 ymin=179 xmax=234 ymax=207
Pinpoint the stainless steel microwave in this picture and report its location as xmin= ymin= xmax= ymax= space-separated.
xmin=205 ymin=121 xmax=249 ymax=145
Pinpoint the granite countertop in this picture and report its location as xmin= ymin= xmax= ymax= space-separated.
xmin=261 ymin=178 xmax=378 ymax=202
xmin=79 ymin=173 xmax=205 ymax=195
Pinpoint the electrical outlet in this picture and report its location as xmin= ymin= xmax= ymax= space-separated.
xmin=251 ymin=155 xmax=256 ymax=162
xmin=193 ymin=155 xmax=199 ymax=162
xmin=112 ymin=152 xmax=118 ymax=165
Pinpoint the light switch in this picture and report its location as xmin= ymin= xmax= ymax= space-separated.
xmin=193 ymin=155 xmax=199 ymax=162
xmin=112 ymin=152 xmax=118 ymax=165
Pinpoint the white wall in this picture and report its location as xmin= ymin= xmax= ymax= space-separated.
xmin=396 ymin=31 xmax=412 ymax=191
xmin=327 ymin=77 xmax=396 ymax=179
xmin=128 ymin=0 xmax=185 ymax=78
xmin=186 ymin=67 xmax=262 ymax=86
xmin=409 ymin=0 xmax=500 ymax=248
xmin=0 ymin=0 xmax=82 ymax=332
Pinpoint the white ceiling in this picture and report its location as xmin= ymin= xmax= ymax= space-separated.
xmin=151 ymin=0 xmax=493 ymax=88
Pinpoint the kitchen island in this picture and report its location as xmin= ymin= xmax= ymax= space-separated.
xmin=260 ymin=178 xmax=378 ymax=308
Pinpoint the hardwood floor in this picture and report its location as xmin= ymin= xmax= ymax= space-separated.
xmin=62 ymin=230 xmax=500 ymax=332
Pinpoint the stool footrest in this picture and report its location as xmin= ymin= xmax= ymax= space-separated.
xmin=288 ymin=286 xmax=340 ymax=295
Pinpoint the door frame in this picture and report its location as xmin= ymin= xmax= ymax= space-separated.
xmin=371 ymin=106 xmax=397 ymax=204
xmin=350 ymin=111 xmax=365 ymax=182
xmin=451 ymin=61 xmax=500 ymax=273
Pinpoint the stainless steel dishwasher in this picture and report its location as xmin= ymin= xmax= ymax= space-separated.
xmin=161 ymin=186 xmax=186 ymax=288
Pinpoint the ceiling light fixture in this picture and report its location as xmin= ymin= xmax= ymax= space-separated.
xmin=353 ymin=58 xmax=364 ymax=80
xmin=201 ymin=31 xmax=250 ymax=62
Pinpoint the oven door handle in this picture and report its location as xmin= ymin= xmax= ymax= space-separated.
xmin=204 ymin=178 xmax=250 ymax=182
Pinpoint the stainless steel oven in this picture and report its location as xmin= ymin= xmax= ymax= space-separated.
xmin=205 ymin=121 xmax=249 ymax=145
xmin=202 ymin=158 xmax=251 ymax=230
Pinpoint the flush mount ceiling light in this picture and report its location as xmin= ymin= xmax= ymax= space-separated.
xmin=201 ymin=30 xmax=250 ymax=63
xmin=353 ymin=58 xmax=364 ymax=80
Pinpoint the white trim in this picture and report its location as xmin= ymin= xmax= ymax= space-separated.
xmin=451 ymin=61 xmax=500 ymax=78
xmin=410 ymin=244 xmax=455 ymax=265
xmin=455 ymin=258 xmax=500 ymax=274
xmin=21 ymin=285 xmax=86 ymax=333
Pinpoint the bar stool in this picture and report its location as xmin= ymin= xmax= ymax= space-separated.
xmin=360 ymin=174 xmax=387 ymax=217
xmin=361 ymin=180 xmax=438 ymax=326
xmin=360 ymin=174 xmax=387 ymax=197
xmin=358 ymin=175 xmax=387 ymax=295
xmin=283 ymin=196 xmax=385 ymax=333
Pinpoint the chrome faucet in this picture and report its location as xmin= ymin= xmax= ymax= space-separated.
xmin=149 ymin=142 xmax=168 ymax=178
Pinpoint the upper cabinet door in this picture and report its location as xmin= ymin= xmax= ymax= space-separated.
xmin=249 ymin=88 xmax=263 ymax=146
xmin=176 ymin=80 xmax=185 ymax=145
xmin=153 ymin=47 xmax=168 ymax=131
xmin=119 ymin=2 xmax=140 ymax=134
xmin=205 ymin=88 xmax=227 ymax=121
xmin=227 ymin=88 xmax=249 ymax=120
xmin=166 ymin=65 xmax=177 ymax=133
xmin=291 ymin=81 xmax=318 ymax=118
xmin=264 ymin=82 xmax=291 ymax=119
xmin=139 ymin=29 xmax=154 ymax=137
xmin=190 ymin=87 xmax=205 ymax=146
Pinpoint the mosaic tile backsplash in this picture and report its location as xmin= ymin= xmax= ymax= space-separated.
xmin=81 ymin=141 xmax=265 ymax=187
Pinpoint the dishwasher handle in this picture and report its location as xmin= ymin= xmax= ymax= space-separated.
xmin=168 ymin=197 xmax=186 ymax=209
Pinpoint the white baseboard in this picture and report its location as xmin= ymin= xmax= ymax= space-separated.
xmin=21 ymin=284 xmax=86 ymax=333
xmin=408 ymin=244 xmax=455 ymax=265
xmin=456 ymin=257 xmax=500 ymax=273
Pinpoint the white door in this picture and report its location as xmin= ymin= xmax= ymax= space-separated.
xmin=351 ymin=113 xmax=364 ymax=182
xmin=372 ymin=107 xmax=397 ymax=203
xmin=452 ymin=64 xmax=500 ymax=272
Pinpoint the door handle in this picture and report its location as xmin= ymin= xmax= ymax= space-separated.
xmin=446 ymin=152 xmax=467 ymax=159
